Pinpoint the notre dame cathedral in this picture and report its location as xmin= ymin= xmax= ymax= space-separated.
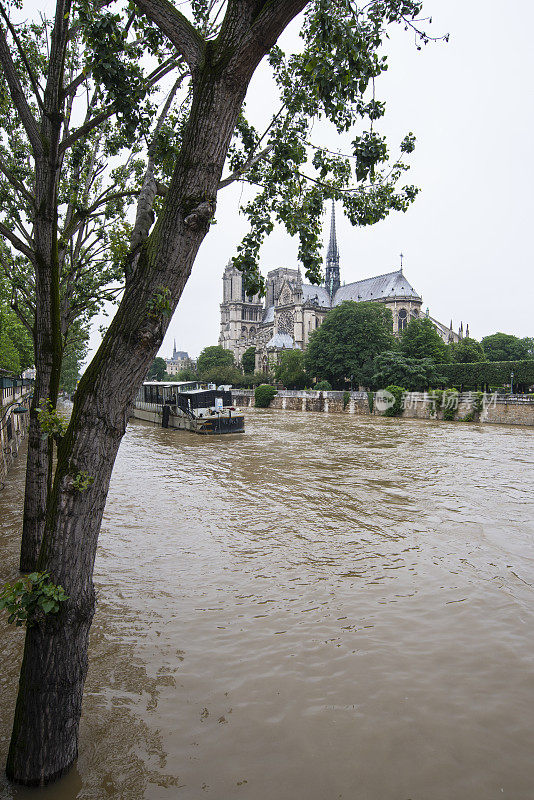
xmin=219 ymin=203 xmax=464 ymax=372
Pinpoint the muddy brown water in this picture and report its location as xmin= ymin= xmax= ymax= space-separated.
xmin=0 ymin=410 xmax=533 ymax=800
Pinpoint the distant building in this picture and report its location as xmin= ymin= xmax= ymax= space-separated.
xmin=165 ymin=342 xmax=193 ymax=375
xmin=219 ymin=202 xmax=465 ymax=371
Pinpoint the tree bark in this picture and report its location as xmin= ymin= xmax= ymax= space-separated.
xmin=7 ymin=0 xmax=309 ymax=784
xmin=18 ymin=1 xmax=67 ymax=571
xmin=6 ymin=595 xmax=94 ymax=785
xmin=19 ymin=162 xmax=63 ymax=571
xmin=19 ymin=365 xmax=54 ymax=572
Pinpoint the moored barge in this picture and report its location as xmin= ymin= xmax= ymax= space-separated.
xmin=132 ymin=381 xmax=245 ymax=434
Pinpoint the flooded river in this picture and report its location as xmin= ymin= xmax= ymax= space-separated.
xmin=1 ymin=410 xmax=533 ymax=800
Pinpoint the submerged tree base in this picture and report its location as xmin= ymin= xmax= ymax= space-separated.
xmin=6 ymin=759 xmax=76 ymax=787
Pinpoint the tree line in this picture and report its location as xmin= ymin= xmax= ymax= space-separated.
xmin=170 ymin=305 xmax=533 ymax=393
xmin=0 ymin=276 xmax=88 ymax=394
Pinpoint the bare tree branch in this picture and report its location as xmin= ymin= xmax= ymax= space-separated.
xmin=218 ymin=142 xmax=274 ymax=189
xmin=0 ymin=160 xmax=35 ymax=206
xmin=63 ymin=70 xmax=88 ymax=100
xmin=0 ymin=25 xmax=42 ymax=155
xmin=132 ymin=0 xmax=205 ymax=71
xmin=0 ymin=1 xmax=44 ymax=111
xmin=59 ymin=106 xmax=116 ymax=155
xmin=0 ymin=221 xmax=35 ymax=262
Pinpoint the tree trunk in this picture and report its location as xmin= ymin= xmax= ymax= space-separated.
xmin=8 ymin=0 xmax=309 ymax=783
xmin=18 ymin=192 xmax=63 ymax=572
xmin=19 ymin=0 xmax=65 ymax=569
xmin=6 ymin=594 xmax=94 ymax=785
xmin=8 ymin=69 xmax=249 ymax=786
xmin=19 ymin=376 xmax=53 ymax=572
xmin=20 ymin=296 xmax=61 ymax=571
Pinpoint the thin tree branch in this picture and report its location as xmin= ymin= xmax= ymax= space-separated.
xmin=60 ymin=56 xmax=179 ymax=155
xmin=11 ymin=215 xmax=34 ymax=246
xmin=63 ymin=69 xmax=88 ymax=99
xmin=59 ymin=106 xmax=115 ymax=155
xmin=0 ymin=160 xmax=35 ymax=206
xmin=0 ymin=1 xmax=44 ymax=111
xmin=62 ymin=190 xmax=138 ymax=242
xmin=0 ymin=221 xmax=35 ymax=262
xmin=218 ymin=143 xmax=274 ymax=189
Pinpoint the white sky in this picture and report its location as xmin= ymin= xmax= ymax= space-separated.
xmin=160 ymin=0 xmax=534 ymax=359
xmin=20 ymin=1 xmax=534 ymax=359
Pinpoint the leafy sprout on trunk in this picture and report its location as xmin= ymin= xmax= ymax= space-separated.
xmin=0 ymin=572 xmax=68 ymax=627
xmin=36 ymin=401 xmax=69 ymax=440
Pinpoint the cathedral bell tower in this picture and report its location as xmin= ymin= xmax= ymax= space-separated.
xmin=325 ymin=200 xmax=340 ymax=298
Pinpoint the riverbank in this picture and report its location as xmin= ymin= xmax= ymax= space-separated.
xmin=0 ymin=379 xmax=31 ymax=488
xmin=231 ymin=389 xmax=534 ymax=427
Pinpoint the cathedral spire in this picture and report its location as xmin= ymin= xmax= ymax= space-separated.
xmin=325 ymin=200 xmax=340 ymax=299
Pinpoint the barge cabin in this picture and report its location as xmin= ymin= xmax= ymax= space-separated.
xmin=133 ymin=381 xmax=244 ymax=434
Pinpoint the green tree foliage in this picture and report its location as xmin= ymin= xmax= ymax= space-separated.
xmin=59 ymin=327 xmax=89 ymax=394
xmin=400 ymin=317 xmax=448 ymax=363
xmin=0 ymin=308 xmax=33 ymax=372
xmin=314 ymin=380 xmax=332 ymax=390
xmin=231 ymin=2 xmax=446 ymax=295
xmin=0 ymin=11 xmax=176 ymax=356
xmin=254 ymin=384 xmax=277 ymax=408
xmin=241 ymin=346 xmax=256 ymax=374
xmin=437 ymin=360 xmax=534 ymax=390
xmin=0 ymin=301 xmax=35 ymax=373
xmin=383 ymin=385 xmax=405 ymax=417
xmin=148 ymin=357 xmax=167 ymax=381
xmin=305 ymin=301 xmax=395 ymax=385
xmin=451 ymin=337 xmax=486 ymax=364
xmin=0 ymin=572 xmax=68 ymax=628
xmin=200 ymin=365 xmax=242 ymax=386
xmin=0 ymin=318 xmax=21 ymax=373
xmin=275 ymin=349 xmax=307 ymax=388
xmin=370 ymin=351 xmax=445 ymax=391
xmin=480 ymin=333 xmax=530 ymax=362
xmin=197 ymin=346 xmax=234 ymax=376
xmin=239 ymin=371 xmax=274 ymax=387
xmin=176 ymin=367 xmax=198 ymax=382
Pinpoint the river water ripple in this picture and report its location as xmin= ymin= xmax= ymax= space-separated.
xmin=1 ymin=410 xmax=533 ymax=799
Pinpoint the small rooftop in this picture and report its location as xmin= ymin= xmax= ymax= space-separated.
xmin=266 ymin=333 xmax=298 ymax=350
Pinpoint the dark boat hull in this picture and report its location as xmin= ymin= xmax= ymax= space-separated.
xmin=131 ymin=403 xmax=245 ymax=434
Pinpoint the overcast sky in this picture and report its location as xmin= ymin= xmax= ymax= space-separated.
xmin=156 ymin=0 xmax=534 ymax=359
xmin=22 ymin=1 xmax=534 ymax=359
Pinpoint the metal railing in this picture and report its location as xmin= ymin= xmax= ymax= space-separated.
xmin=231 ymin=388 xmax=369 ymax=399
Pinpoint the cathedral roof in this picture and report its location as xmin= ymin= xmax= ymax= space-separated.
xmin=302 ymin=284 xmax=331 ymax=307
xmin=333 ymin=269 xmax=421 ymax=304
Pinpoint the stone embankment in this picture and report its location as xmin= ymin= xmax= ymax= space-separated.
xmin=1 ymin=377 xmax=31 ymax=488
xmin=231 ymin=389 xmax=534 ymax=427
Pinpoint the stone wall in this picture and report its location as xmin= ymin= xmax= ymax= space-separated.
xmin=0 ymin=382 xmax=31 ymax=488
xmin=231 ymin=389 xmax=534 ymax=427
xmin=231 ymin=389 xmax=371 ymax=415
